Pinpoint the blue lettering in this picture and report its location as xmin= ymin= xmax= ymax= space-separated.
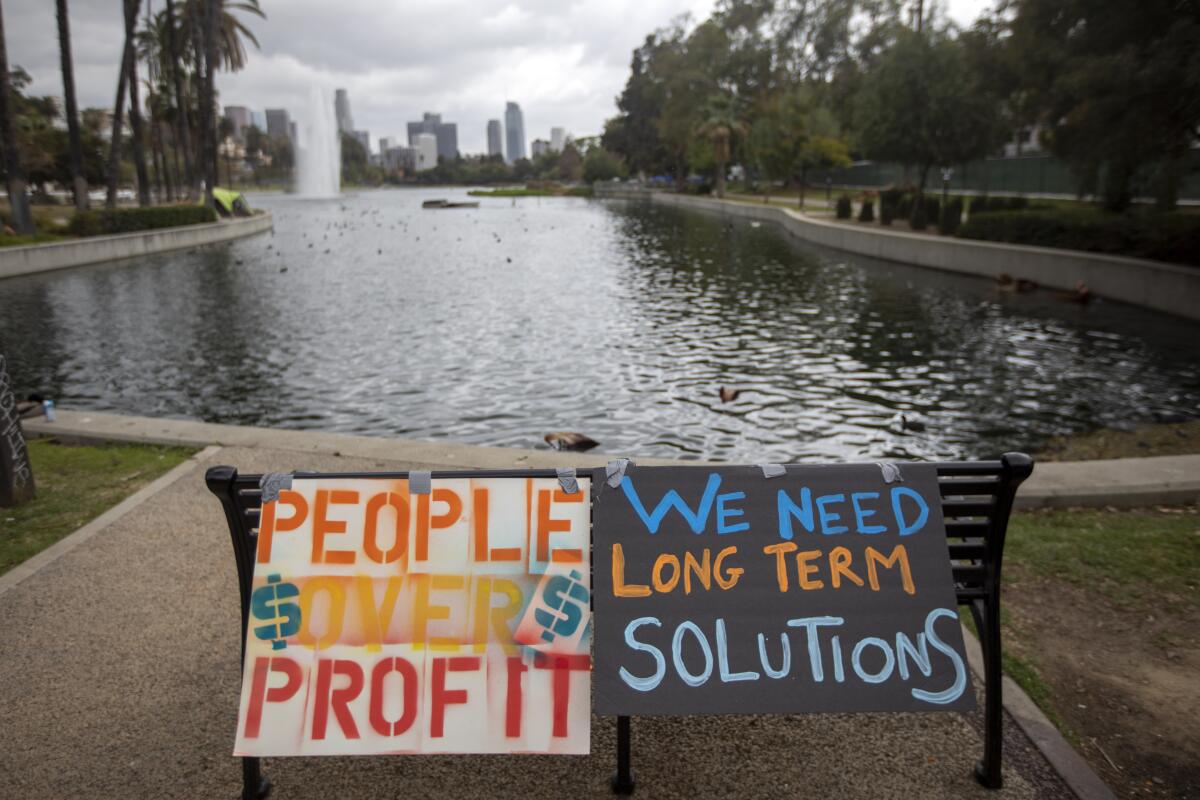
xmin=891 ymin=486 xmax=929 ymax=536
xmin=621 ymin=473 xmax=723 ymax=534
xmin=776 ymin=487 xmax=815 ymax=540
xmin=912 ymin=608 xmax=968 ymax=705
xmin=851 ymin=492 xmax=886 ymax=534
xmin=716 ymin=492 xmax=749 ymax=534
xmin=756 ymin=632 xmax=791 ymax=679
xmin=851 ymin=637 xmax=895 ymax=684
xmin=715 ymin=619 xmax=759 ymax=682
xmin=786 ymin=616 xmax=844 ymax=682
xmin=672 ymin=621 xmax=714 ymax=687
xmin=619 ymin=617 xmax=666 ymax=692
xmin=895 ymin=631 xmax=932 ymax=680
xmin=816 ymin=493 xmax=849 ymax=534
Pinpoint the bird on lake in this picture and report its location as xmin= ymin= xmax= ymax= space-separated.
xmin=718 ymin=387 xmax=740 ymax=402
xmin=1058 ymin=280 xmax=1093 ymax=304
xmin=544 ymin=432 xmax=600 ymax=452
xmin=899 ymin=414 xmax=927 ymax=433
xmin=996 ymin=273 xmax=1038 ymax=293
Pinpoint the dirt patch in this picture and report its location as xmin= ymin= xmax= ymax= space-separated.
xmin=1002 ymin=571 xmax=1200 ymax=798
xmin=1036 ymin=421 xmax=1200 ymax=462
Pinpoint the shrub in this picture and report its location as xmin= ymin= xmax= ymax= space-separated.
xmin=880 ymin=188 xmax=902 ymax=226
xmin=940 ymin=198 xmax=964 ymax=235
xmin=910 ymin=200 xmax=928 ymax=230
xmin=896 ymin=193 xmax=913 ymax=221
xmin=836 ymin=194 xmax=852 ymax=219
xmin=858 ymin=197 xmax=875 ymax=222
xmin=924 ymin=195 xmax=941 ymax=225
xmin=68 ymin=205 xmax=217 ymax=236
xmin=970 ymin=196 xmax=991 ymax=216
xmin=957 ymin=208 xmax=1200 ymax=266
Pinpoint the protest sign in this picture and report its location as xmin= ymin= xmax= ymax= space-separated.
xmin=592 ymin=464 xmax=973 ymax=716
xmin=236 ymin=475 xmax=592 ymax=755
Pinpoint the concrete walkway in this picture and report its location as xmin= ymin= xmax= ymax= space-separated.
xmin=25 ymin=409 xmax=1200 ymax=508
xmin=0 ymin=440 xmax=1085 ymax=799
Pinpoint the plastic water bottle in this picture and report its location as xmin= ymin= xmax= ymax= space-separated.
xmin=42 ymin=399 xmax=56 ymax=422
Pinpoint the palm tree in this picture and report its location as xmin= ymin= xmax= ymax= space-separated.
xmin=55 ymin=0 xmax=87 ymax=210
xmin=697 ymin=92 xmax=748 ymax=199
xmin=163 ymin=0 xmax=195 ymax=195
xmin=106 ymin=0 xmax=143 ymax=208
xmin=126 ymin=1 xmax=151 ymax=207
xmin=0 ymin=0 xmax=33 ymax=233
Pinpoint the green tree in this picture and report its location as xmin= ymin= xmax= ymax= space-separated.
xmin=340 ymin=131 xmax=367 ymax=184
xmin=1008 ymin=0 xmax=1200 ymax=210
xmin=0 ymin=0 xmax=32 ymax=233
xmin=696 ymin=91 xmax=748 ymax=197
xmin=583 ymin=148 xmax=627 ymax=183
xmin=854 ymin=28 xmax=1000 ymax=224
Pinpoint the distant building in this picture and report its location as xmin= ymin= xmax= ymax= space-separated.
xmin=379 ymin=136 xmax=397 ymax=153
xmin=288 ymin=121 xmax=298 ymax=143
xmin=531 ymin=138 xmax=550 ymax=158
xmin=224 ymin=106 xmax=250 ymax=141
xmin=550 ymin=127 xmax=566 ymax=153
xmin=351 ymin=130 xmax=370 ymax=155
xmin=265 ymin=108 xmax=291 ymax=140
xmin=487 ymin=120 xmax=503 ymax=157
xmin=504 ymin=102 xmax=525 ymax=164
xmin=382 ymin=145 xmax=416 ymax=173
xmin=1001 ymin=123 xmax=1046 ymax=158
xmin=250 ymin=110 xmax=266 ymax=132
xmin=407 ymin=112 xmax=458 ymax=162
xmin=335 ymin=89 xmax=354 ymax=134
xmin=414 ymin=132 xmax=438 ymax=171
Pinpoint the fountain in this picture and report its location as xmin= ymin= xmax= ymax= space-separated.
xmin=296 ymin=86 xmax=340 ymax=197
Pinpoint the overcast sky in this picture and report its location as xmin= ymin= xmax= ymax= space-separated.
xmin=7 ymin=0 xmax=989 ymax=155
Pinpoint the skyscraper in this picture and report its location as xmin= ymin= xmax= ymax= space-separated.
xmin=487 ymin=120 xmax=503 ymax=157
xmin=550 ymin=127 xmax=566 ymax=153
xmin=335 ymin=89 xmax=354 ymax=133
xmin=224 ymin=106 xmax=250 ymax=141
xmin=265 ymin=108 xmax=291 ymax=140
xmin=414 ymin=132 xmax=438 ymax=172
xmin=504 ymin=102 xmax=525 ymax=164
xmin=407 ymin=112 xmax=458 ymax=162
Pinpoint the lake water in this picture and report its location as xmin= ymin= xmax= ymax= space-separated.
xmin=2 ymin=187 xmax=1198 ymax=463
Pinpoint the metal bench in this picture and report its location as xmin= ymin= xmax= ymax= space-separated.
xmin=206 ymin=453 xmax=1033 ymax=799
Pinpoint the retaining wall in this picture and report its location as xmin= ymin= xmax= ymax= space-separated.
xmin=595 ymin=186 xmax=1200 ymax=322
xmin=0 ymin=212 xmax=274 ymax=280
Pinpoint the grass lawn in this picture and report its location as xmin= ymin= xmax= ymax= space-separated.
xmin=0 ymin=232 xmax=71 ymax=247
xmin=1037 ymin=420 xmax=1200 ymax=461
xmin=0 ymin=438 xmax=196 ymax=575
xmin=994 ymin=507 xmax=1200 ymax=798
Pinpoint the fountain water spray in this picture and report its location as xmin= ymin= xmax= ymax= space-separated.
xmin=296 ymin=86 xmax=340 ymax=197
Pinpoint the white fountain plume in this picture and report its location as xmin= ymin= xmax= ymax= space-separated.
xmin=297 ymin=86 xmax=340 ymax=198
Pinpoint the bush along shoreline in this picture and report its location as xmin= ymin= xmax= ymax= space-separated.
xmin=67 ymin=205 xmax=219 ymax=237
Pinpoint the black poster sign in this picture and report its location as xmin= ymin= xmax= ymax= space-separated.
xmin=592 ymin=464 xmax=973 ymax=716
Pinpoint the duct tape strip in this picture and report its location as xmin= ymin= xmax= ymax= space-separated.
xmin=408 ymin=470 xmax=432 ymax=495
xmin=877 ymin=462 xmax=903 ymax=484
xmin=556 ymin=467 xmax=580 ymax=495
xmin=606 ymin=458 xmax=632 ymax=488
xmin=759 ymin=464 xmax=787 ymax=478
xmin=259 ymin=472 xmax=293 ymax=504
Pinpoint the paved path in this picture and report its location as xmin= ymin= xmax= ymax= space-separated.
xmin=26 ymin=409 xmax=1200 ymax=508
xmin=1 ymin=443 xmax=1077 ymax=799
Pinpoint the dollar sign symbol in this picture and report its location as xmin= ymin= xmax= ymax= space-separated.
xmin=250 ymin=573 xmax=301 ymax=650
xmin=534 ymin=569 xmax=588 ymax=644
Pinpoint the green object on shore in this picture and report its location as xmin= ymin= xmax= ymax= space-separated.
xmin=0 ymin=439 xmax=194 ymax=575
xmin=212 ymin=187 xmax=252 ymax=217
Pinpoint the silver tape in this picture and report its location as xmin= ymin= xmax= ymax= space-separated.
xmin=877 ymin=462 xmax=903 ymax=484
xmin=408 ymin=470 xmax=432 ymax=495
xmin=759 ymin=464 xmax=787 ymax=478
xmin=606 ymin=458 xmax=632 ymax=488
xmin=556 ymin=467 xmax=580 ymax=495
xmin=259 ymin=472 xmax=293 ymax=503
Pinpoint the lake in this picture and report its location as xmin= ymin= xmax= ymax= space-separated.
xmin=2 ymin=187 xmax=1198 ymax=463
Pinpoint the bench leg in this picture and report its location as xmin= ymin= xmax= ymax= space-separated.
xmin=611 ymin=716 xmax=634 ymax=795
xmin=242 ymin=756 xmax=271 ymax=800
xmin=973 ymin=600 xmax=1003 ymax=790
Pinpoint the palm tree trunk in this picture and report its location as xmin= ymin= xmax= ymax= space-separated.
xmin=164 ymin=0 xmax=194 ymax=197
xmin=55 ymin=0 xmax=88 ymax=211
xmin=124 ymin=0 xmax=151 ymax=207
xmin=0 ymin=0 xmax=32 ymax=233
xmin=105 ymin=6 xmax=133 ymax=208
xmin=715 ymin=157 xmax=726 ymax=198
xmin=202 ymin=0 xmax=219 ymax=204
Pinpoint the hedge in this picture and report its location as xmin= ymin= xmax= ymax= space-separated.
xmin=957 ymin=209 xmax=1200 ymax=266
xmin=836 ymin=194 xmax=852 ymax=219
xmin=68 ymin=205 xmax=217 ymax=236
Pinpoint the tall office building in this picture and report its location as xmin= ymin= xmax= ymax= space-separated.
xmin=335 ymin=89 xmax=354 ymax=133
xmin=414 ymin=132 xmax=438 ymax=171
xmin=550 ymin=127 xmax=566 ymax=153
xmin=379 ymin=136 xmax=397 ymax=153
xmin=352 ymin=130 xmax=370 ymax=155
xmin=487 ymin=120 xmax=503 ymax=157
xmin=265 ymin=108 xmax=291 ymax=140
xmin=531 ymin=139 xmax=550 ymax=158
xmin=224 ymin=106 xmax=250 ymax=141
xmin=406 ymin=112 xmax=458 ymax=162
xmin=504 ymin=102 xmax=525 ymax=164
xmin=250 ymin=110 xmax=267 ymax=132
